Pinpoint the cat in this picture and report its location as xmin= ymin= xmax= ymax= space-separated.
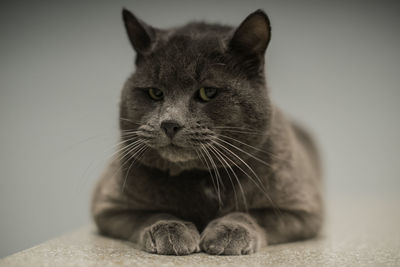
xmin=91 ymin=8 xmax=323 ymax=255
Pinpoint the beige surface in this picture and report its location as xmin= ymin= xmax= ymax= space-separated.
xmin=1 ymin=196 xmax=399 ymax=267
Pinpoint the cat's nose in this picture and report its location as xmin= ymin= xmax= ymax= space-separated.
xmin=160 ymin=120 xmax=183 ymax=139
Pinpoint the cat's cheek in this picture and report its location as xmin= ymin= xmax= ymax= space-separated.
xmin=203 ymin=100 xmax=242 ymax=126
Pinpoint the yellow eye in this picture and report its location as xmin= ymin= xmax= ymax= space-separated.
xmin=148 ymin=88 xmax=164 ymax=101
xmin=198 ymin=87 xmax=218 ymax=102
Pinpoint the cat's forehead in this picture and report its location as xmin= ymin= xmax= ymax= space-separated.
xmin=154 ymin=32 xmax=227 ymax=67
xmin=142 ymin=27 xmax=233 ymax=89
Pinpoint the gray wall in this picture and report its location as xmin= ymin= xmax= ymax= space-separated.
xmin=1 ymin=0 xmax=399 ymax=257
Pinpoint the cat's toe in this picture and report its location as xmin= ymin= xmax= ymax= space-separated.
xmin=140 ymin=220 xmax=200 ymax=255
xmin=200 ymin=221 xmax=258 ymax=255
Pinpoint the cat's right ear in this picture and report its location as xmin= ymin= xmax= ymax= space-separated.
xmin=122 ymin=9 xmax=156 ymax=54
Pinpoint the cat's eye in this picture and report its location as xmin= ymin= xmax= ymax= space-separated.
xmin=198 ymin=87 xmax=218 ymax=102
xmin=148 ymin=88 xmax=164 ymax=101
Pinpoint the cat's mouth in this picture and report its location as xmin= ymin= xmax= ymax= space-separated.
xmin=157 ymin=143 xmax=197 ymax=163
xmin=168 ymin=143 xmax=181 ymax=149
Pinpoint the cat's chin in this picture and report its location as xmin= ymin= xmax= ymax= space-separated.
xmin=157 ymin=145 xmax=197 ymax=163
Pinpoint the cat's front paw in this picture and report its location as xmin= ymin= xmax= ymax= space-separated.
xmin=140 ymin=220 xmax=200 ymax=255
xmin=200 ymin=220 xmax=261 ymax=255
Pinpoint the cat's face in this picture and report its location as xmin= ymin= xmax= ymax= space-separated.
xmin=119 ymin=10 xmax=272 ymax=168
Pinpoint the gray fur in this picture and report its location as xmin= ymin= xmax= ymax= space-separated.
xmin=91 ymin=9 xmax=323 ymax=255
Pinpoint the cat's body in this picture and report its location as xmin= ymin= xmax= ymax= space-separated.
xmin=92 ymin=9 xmax=323 ymax=255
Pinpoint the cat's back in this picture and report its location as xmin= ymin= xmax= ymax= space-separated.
xmin=268 ymin=107 xmax=322 ymax=180
xmin=291 ymin=121 xmax=321 ymax=176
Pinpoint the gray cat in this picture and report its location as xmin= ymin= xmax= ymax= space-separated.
xmin=91 ymin=8 xmax=323 ymax=255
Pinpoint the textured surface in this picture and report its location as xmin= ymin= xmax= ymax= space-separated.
xmin=1 ymin=196 xmax=399 ymax=267
xmin=2 ymin=0 xmax=400 ymax=259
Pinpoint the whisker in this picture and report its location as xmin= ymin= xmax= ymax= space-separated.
xmin=212 ymin=140 xmax=266 ymax=191
xmin=106 ymin=140 xmax=147 ymax=183
xmin=116 ymin=141 xmax=147 ymax=168
xmin=208 ymin=144 xmax=247 ymax=211
xmin=110 ymin=139 xmax=144 ymax=162
xmin=121 ymin=130 xmax=142 ymax=137
xmin=194 ymin=148 xmax=219 ymax=202
xmin=214 ymin=129 xmax=265 ymax=136
xmin=200 ymin=144 xmax=223 ymax=207
xmin=77 ymin=136 xmax=141 ymax=191
xmin=110 ymin=135 xmax=141 ymax=150
xmin=195 ymin=148 xmax=217 ymax=195
xmin=213 ymin=126 xmax=265 ymax=134
xmin=212 ymin=144 xmax=249 ymax=211
xmin=121 ymin=143 xmax=148 ymax=192
xmin=207 ymin=144 xmax=239 ymax=210
xmin=204 ymin=144 xmax=226 ymax=190
xmin=119 ymin=117 xmax=142 ymax=125
xmin=218 ymin=134 xmax=287 ymax=162
xmin=212 ymin=140 xmax=283 ymax=219
xmin=214 ymin=136 xmax=274 ymax=168
xmin=213 ymin=126 xmax=263 ymax=131
xmin=64 ymin=133 xmax=118 ymax=152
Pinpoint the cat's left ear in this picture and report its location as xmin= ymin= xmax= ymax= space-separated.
xmin=229 ymin=9 xmax=271 ymax=56
xmin=122 ymin=8 xmax=156 ymax=54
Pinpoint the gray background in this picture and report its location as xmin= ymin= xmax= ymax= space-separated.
xmin=1 ymin=0 xmax=399 ymax=258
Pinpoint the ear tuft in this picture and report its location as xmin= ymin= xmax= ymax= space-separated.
xmin=122 ymin=8 xmax=155 ymax=54
xmin=229 ymin=9 xmax=271 ymax=56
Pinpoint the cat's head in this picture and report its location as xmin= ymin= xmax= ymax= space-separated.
xmin=119 ymin=9 xmax=273 ymax=173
